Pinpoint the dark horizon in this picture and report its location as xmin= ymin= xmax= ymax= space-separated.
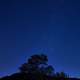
xmin=0 ymin=54 xmax=80 ymax=79
xmin=0 ymin=0 xmax=80 ymax=78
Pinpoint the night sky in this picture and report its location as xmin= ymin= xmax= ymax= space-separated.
xmin=0 ymin=0 xmax=80 ymax=78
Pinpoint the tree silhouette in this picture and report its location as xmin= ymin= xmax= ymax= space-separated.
xmin=19 ymin=54 xmax=54 ymax=76
xmin=0 ymin=53 xmax=77 ymax=80
xmin=28 ymin=54 xmax=48 ymax=65
xmin=55 ymin=71 xmax=69 ymax=78
xmin=45 ymin=65 xmax=54 ymax=75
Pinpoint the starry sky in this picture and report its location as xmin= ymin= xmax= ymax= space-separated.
xmin=0 ymin=0 xmax=80 ymax=78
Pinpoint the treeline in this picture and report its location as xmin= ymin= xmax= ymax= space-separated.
xmin=0 ymin=54 xmax=80 ymax=80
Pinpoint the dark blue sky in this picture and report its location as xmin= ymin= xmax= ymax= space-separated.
xmin=0 ymin=0 xmax=80 ymax=78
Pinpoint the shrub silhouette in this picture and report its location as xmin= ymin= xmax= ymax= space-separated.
xmin=19 ymin=54 xmax=69 ymax=78
xmin=56 ymin=72 xmax=69 ymax=78
xmin=1 ymin=54 xmax=77 ymax=80
xmin=19 ymin=54 xmax=54 ymax=76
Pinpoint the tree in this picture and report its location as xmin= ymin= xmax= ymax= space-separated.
xmin=28 ymin=54 xmax=48 ymax=65
xmin=44 ymin=65 xmax=54 ymax=76
xmin=19 ymin=54 xmax=54 ymax=75
xmin=55 ymin=71 xmax=69 ymax=78
xmin=19 ymin=63 xmax=38 ymax=73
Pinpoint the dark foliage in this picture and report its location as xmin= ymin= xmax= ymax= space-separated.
xmin=0 ymin=54 xmax=80 ymax=80
xmin=0 ymin=72 xmax=80 ymax=80
xmin=19 ymin=54 xmax=54 ymax=75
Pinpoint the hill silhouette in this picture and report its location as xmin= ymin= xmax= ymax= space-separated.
xmin=0 ymin=54 xmax=80 ymax=80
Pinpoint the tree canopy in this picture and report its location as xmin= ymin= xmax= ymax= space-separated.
xmin=19 ymin=53 xmax=69 ymax=78
xmin=19 ymin=54 xmax=54 ymax=75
